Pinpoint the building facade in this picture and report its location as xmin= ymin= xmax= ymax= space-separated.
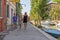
xmin=6 ymin=0 xmax=16 ymax=26
xmin=0 ymin=0 xmax=20 ymax=32
xmin=0 ymin=0 xmax=6 ymax=32
xmin=45 ymin=3 xmax=60 ymax=20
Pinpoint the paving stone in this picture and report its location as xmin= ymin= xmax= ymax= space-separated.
xmin=3 ymin=22 xmax=57 ymax=40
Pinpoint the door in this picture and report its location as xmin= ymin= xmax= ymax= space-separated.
xmin=11 ymin=9 xmax=13 ymax=24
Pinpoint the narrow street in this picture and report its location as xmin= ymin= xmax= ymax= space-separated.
xmin=0 ymin=0 xmax=60 ymax=40
xmin=3 ymin=22 xmax=57 ymax=40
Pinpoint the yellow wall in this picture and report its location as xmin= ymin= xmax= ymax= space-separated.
xmin=9 ymin=0 xmax=16 ymax=5
xmin=9 ymin=0 xmax=20 ymax=6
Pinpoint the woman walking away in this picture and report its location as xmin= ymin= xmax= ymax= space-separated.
xmin=23 ymin=12 xmax=28 ymax=30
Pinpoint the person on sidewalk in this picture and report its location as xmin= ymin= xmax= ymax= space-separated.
xmin=12 ymin=13 xmax=17 ymax=30
xmin=19 ymin=14 xmax=22 ymax=29
xmin=23 ymin=12 xmax=28 ymax=30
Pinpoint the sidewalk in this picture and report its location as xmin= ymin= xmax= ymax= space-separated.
xmin=0 ymin=31 xmax=8 ymax=40
xmin=3 ymin=22 xmax=57 ymax=40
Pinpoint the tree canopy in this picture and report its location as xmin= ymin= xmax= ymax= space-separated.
xmin=52 ymin=0 xmax=60 ymax=4
xmin=30 ymin=0 xmax=50 ymax=21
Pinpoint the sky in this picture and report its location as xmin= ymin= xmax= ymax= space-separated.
xmin=20 ymin=0 xmax=52 ymax=16
xmin=20 ymin=0 xmax=31 ymax=16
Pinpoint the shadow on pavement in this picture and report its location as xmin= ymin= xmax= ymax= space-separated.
xmin=0 ymin=35 xmax=6 ymax=40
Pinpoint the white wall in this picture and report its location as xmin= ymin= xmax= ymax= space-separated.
xmin=7 ymin=0 xmax=16 ymax=25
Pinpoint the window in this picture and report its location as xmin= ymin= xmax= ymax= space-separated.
xmin=0 ymin=0 xmax=2 ymax=17
xmin=11 ymin=9 xmax=13 ymax=17
xmin=11 ymin=9 xmax=13 ymax=23
xmin=7 ymin=5 xmax=9 ymax=17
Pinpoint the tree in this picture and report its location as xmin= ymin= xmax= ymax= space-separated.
xmin=30 ymin=0 xmax=50 ymax=26
xmin=49 ymin=6 xmax=60 ymax=20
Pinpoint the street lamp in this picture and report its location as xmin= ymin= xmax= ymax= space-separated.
xmin=20 ymin=4 xmax=26 ymax=9
xmin=21 ymin=4 xmax=26 ymax=7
